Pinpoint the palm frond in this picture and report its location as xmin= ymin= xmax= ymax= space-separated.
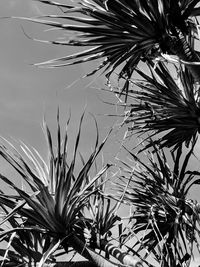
xmin=85 ymin=190 xmax=121 ymax=249
xmin=0 ymin=209 xmax=61 ymax=266
xmin=121 ymin=62 xmax=200 ymax=150
xmin=0 ymin=111 xmax=112 ymax=264
xmin=116 ymin=143 xmax=200 ymax=266
xmin=15 ymin=0 xmax=200 ymax=92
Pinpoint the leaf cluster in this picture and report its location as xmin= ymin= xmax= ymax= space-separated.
xmin=116 ymin=142 xmax=200 ymax=266
xmin=0 ymin=111 xmax=113 ymax=265
xmin=20 ymin=0 xmax=200 ymax=93
xmin=121 ymin=62 xmax=200 ymax=150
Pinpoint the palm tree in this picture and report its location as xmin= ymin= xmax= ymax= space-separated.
xmin=21 ymin=0 xmax=200 ymax=92
xmin=16 ymin=0 xmax=200 ymax=148
xmin=116 ymin=140 xmax=200 ymax=266
xmin=2 ymin=0 xmax=200 ymax=266
xmin=12 ymin=0 xmax=200 ymax=148
xmin=0 ymin=111 xmax=111 ymax=266
xmin=0 ymin=111 xmax=144 ymax=267
xmin=117 ymin=62 xmax=200 ymax=150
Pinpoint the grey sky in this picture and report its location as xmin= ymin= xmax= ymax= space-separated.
xmin=0 ymin=0 xmax=119 ymax=155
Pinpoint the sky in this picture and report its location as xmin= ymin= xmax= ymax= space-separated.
xmin=0 ymin=1 xmax=200 ymax=266
xmin=0 ymin=0 xmax=120 ymax=158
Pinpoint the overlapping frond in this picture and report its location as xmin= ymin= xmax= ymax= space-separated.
xmin=3 ymin=1 xmax=200 ymax=266
xmin=116 ymin=142 xmax=200 ymax=266
xmin=0 ymin=216 xmax=62 ymax=266
xmin=19 ymin=0 xmax=200 ymax=92
xmin=121 ymin=62 xmax=200 ymax=150
xmin=84 ymin=190 xmax=121 ymax=249
xmin=0 ymin=111 xmax=112 ymax=264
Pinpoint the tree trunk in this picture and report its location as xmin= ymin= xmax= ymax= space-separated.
xmin=61 ymin=235 xmax=120 ymax=267
xmin=100 ymin=240 xmax=143 ymax=267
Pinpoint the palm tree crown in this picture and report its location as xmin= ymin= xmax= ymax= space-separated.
xmin=120 ymin=62 xmax=200 ymax=150
xmin=28 ymin=0 xmax=200 ymax=91
xmin=117 ymin=141 xmax=200 ymax=267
